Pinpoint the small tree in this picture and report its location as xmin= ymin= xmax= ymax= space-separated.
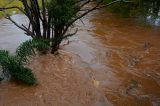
xmin=0 ymin=0 xmax=131 ymax=53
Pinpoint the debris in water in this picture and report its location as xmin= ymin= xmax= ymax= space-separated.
xmin=126 ymin=80 xmax=138 ymax=95
xmin=143 ymin=42 xmax=152 ymax=50
xmin=92 ymin=76 xmax=100 ymax=87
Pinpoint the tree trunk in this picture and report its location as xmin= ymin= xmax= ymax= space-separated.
xmin=51 ymin=26 xmax=63 ymax=54
xmin=51 ymin=42 xmax=60 ymax=54
xmin=51 ymin=35 xmax=62 ymax=54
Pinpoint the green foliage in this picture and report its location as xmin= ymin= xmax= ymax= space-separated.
xmin=0 ymin=38 xmax=51 ymax=85
xmin=16 ymin=39 xmax=50 ymax=63
xmin=32 ymin=39 xmax=50 ymax=54
xmin=0 ymin=39 xmax=50 ymax=85
xmin=47 ymin=0 xmax=78 ymax=26
xmin=103 ymin=0 xmax=160 ymax=18
xmin=16 ymin=40 xmax=36 ymax=63
xmin=0 ymin=50 xmax=36 ymax=85
xmin=9 ymin=65 xmax=36 ymax=85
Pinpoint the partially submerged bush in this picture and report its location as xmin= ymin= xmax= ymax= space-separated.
xmin=0 ymin=39 xmax=50 ymax=85
xmin=10 ymin=66 xmax=36 ymax=85
xmin=0 ymin=50 xmax=36 ymax=85
xmin=16 ymin=39 xmax=50 ymax=63
xmin=16 ymin=40 xmax=35 ymax=63
xmin=32 ymin=39 xmax=50 ymax=54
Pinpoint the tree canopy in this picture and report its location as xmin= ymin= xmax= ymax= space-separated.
xmin=0 ymin=0 xmax=131 ymax=53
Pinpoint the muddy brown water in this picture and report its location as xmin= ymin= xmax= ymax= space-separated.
xmin=0 ymin=9 xmax=160 ymax=106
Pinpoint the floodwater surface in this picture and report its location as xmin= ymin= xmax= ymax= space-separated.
xmin=90 ymin=10 xmax=160 ymax=106
xmin=0 ymin=9 xmax=160 ymax=106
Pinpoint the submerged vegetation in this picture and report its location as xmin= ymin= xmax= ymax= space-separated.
xmin=0 ymin=50 xmax=36 ymax=85
xmin=0 ymin=39 xmax=50 ymax=85
xmin=16 ymin=39 xmax=50 ymax=63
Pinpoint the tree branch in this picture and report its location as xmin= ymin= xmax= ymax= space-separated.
xmin=63 ymin=0 xmax=133 ymax=36
xmin=5 ymin=15 xmax=34 ymax=37
xmin=0 ymin=6 xmax=25 ymax=14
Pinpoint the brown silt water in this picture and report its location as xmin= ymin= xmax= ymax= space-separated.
xmin=0 ymin=9 xmax=160 ymax=106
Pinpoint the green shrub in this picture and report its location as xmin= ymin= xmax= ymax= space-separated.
xmin=16 ymin=40 xmax=36 ymax=63
xmin=0 ymin=39 xmax=50 ymax=85
xmin=16 ymin=39 xmax=50 ymax=64
xmin=9 ymin=65 xmax=36 ymax=85
xmin=32 ymin=39 xmax=50 ymax=54
xmin=0 ymin=50 xmax=36 ymax=85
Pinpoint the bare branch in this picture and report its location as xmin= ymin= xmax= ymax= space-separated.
xmin=5 ymin=15 xmax=34 ymax=37
xmin=62 ymin=28 xmax=78 ymax=40
xmin=64 ymin=0 xmax=133 ymax=33
xmin=0 ymin=6 xmax=25 ymax=14
xmin=95 ymin=0 xmax=133 ymax=9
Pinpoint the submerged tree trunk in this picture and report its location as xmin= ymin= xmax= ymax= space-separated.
xmin=51 ymin=26 xmax=63 ymax=54
xmin=51 ymin=41 xmax=61 ymax=54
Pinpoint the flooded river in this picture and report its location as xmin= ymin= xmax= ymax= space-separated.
xmin=0 ymin=9 xmax=160 ymax=106
xmin=90 ymin=10 xmax=160 ymax=106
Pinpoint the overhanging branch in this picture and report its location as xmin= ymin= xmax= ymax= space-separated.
xmin=64 ymin=0 xmax=133 ymax=34
xmin=0 ymin=6 xmax=25 ymax=14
